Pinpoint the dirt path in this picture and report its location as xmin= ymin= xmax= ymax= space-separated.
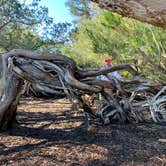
xmin=0 ymin=98 xmax=166 ymax=166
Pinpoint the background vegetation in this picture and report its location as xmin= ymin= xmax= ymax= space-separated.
xmin=0 ymin=0 xmax=165 ymax=82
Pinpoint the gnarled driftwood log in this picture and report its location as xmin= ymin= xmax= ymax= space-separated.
xmin=0 ymin=49 xmax=165 ymax=130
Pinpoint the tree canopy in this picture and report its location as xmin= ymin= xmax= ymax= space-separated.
xmin=65 ymin=0 xmax=91 ymax=18
xmin=63 ymin=10 xmax=166 ymax=83
xmin=0 ymin=0 xmax=72 ymax=53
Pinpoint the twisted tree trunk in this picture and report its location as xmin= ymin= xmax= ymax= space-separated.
xmin=0 ymin=55 xmax=2 ymax=78
xmin=91 ymin=0 xmax=166 ymax=28
xmin=0 ymin=49 xmax=165 ymax=130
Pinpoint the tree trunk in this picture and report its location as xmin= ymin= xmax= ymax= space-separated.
xmin=0 ymin=70 xmax=24 ymax=130
xmin=0 ymin=49 xmax=165 ymax=130
xmin=91 ymin=0 xmax=166 ymax=28
xmin=0 ymin=55 xmax=2 ymax=78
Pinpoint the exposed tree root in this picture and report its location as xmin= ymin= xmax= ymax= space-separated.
xmin=0 ymin=49 xmax=165 ymax=130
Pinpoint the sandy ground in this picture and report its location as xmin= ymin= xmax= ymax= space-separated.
xmin=0 ymin=98 xmax=166 ymax=166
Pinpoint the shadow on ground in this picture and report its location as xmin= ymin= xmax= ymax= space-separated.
xmin=0 ymin=98 xmax=166 ymax=166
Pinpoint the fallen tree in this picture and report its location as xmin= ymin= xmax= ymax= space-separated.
xmin=0 ymin=49 xmax=166 ymax=130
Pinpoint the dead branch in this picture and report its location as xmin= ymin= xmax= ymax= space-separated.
xmin=0 ymin=49 xmax=165 ymax=130
xmin=91 ymin=0 xmax=166 ymax=29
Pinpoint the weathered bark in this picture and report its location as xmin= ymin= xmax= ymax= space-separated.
xmin=0 ymin=54 xmax=24 ymax=130
xmin=0 ymin=77 xmax=24 ymax=130
xmin=91 ymin=0 xmax=166 ymax=28
xmin=0 ymin=55 xmax=2 ymax=78
xmin=0 ymin=49 xmax=165 ymax=130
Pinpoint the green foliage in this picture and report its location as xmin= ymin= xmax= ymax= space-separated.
xmin=63 ymin=10 xmax=166 ymax=82
xmin=0 ymin=0 xmax=48 ymax=30
xmin=0 ymin=0 xmax=72 ymax=53
xmin=65 ymin=0 xmax=91 ymax=18
xmin=0 ymin=28 xmax=42 ymax=51
xmin=0 ymin=0 xmax=165 ymax=82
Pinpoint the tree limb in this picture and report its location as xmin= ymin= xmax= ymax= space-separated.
xmin=91 ymin=0 xmax=166 ymax=28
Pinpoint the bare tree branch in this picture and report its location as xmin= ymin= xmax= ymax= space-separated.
xmin=91 ymin=0 xmax=166 ymax=28
xmin=0 ymin=49 xmax=165 ymax=130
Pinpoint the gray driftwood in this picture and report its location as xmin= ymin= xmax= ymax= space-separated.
xmin=0 ymin=49 xmax=165 ymax=130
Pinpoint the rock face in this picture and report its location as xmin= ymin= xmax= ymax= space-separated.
xmin=91 ymin=0 xmax=166 ymax=28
